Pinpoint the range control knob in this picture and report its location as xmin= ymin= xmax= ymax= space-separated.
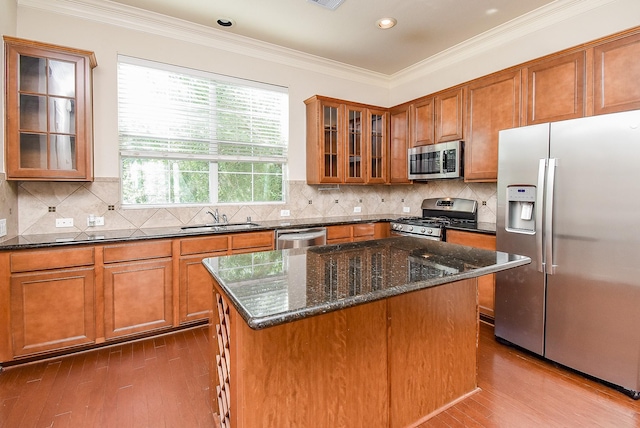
xmin=420 ymin=228 xmax=426 ymax=233
xmin=426 ymin=229 xmax=433 ymax=235
xmin=408 ymin=226 xmax=414 ymax=232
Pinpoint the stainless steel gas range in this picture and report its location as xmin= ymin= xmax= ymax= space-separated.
xmin=390 ymin=198 xmax=478 ymax=240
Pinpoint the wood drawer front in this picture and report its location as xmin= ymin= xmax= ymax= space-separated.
xmin=230 ymin=231 xmax=274 ymax=251
xmin=10 ymin=247 xmax=95 ymax=273
xmin=446 ymin=230 xmax=496 ymax=250
xmin=181 ymin=235 xmax=229 ymax=256
xmin=352 ymin=223 xmax=375 ymax=238
xmin=103 ymin=240 xmax=172 ymax=263
xmin=327 ymin=225 xmax=352 ymax=241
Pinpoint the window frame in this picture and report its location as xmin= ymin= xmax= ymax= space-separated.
xmin=117 ymin=55 xmax=289 ymax=208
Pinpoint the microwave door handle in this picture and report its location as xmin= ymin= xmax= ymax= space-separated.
xmin=442 ymin=150 xmax=447 ymax=174
xmin=545 ymin=158 xmax=557 ymax=275
xmin=536 ymin=159 xmax=546 ymax=273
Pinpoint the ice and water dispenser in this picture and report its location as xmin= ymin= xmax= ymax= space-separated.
xmin=506 ymin=186 xmax=536 ymax=234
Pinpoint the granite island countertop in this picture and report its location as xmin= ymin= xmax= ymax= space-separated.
xmin=202 ymin=236 xmax=529 ymax=330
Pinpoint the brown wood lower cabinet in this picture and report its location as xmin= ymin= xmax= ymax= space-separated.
xmin=446 ymin=229 xmax=497 ymax=319
xmin=102 ymin=240 xmax=174 ymax=340
xmin=103 ymin=258 xmax=173 ymax=339
xmin=179 ymin=231 xmax=274 ymax=325
xmin=6 ymin=247 xmax=96 ymax=358
xmin=326 ymin=222 xmax=389 ymax=244
xmin=10 ymin=267 xmax=96 ymax=356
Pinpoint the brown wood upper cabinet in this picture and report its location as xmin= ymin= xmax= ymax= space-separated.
xmin=410 ymin=88 xmax=464 ymax=147
xmin=593 ymin=31 xmax=640 ymax=115
xmin=367 ymin=108 xmax=389 ymax=184
xmin=465 ymin=69 xmax=521 ymax=182
xmin=389 ymin=104 xmax=411 ymax=184
xmin=3 ymin=36 xmax=97 ymax=181
xmin=524 ymin=51 xmax=585 ymax=124
xmin=305 ymin=95 xmax=390 ymax=184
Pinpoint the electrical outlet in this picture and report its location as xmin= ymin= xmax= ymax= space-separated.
xmin=0 ymin=219 xmax=6 ymax=237
xmin=280 ymin=209 xmax=290 ymax=217
xmin=87 ymin=216 xmax=105 ymax=226
xmin=353 ymin=206 xmax=361 ymax=213
xmin=56 ymin=218 xmax=74 ymax=228
xmin=403 ymin=207 xmax=411 ymax=213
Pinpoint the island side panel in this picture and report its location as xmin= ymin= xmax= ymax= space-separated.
xmin=388 ymin=277 xmax=479 ymax=428
xmin=230 ymin=300 xmax=389 ymax=428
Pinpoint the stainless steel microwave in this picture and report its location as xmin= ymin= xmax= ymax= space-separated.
xmin=408 ymin=140 xmax=463 ymax=180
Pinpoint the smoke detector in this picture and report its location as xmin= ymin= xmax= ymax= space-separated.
xmin=308 ymin=0 xmax=345 ymax=11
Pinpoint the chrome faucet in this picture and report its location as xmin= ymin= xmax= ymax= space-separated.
xmin=206 ymin=209 xmax=219 ymax=224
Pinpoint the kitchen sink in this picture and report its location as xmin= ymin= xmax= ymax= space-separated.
xmin=180 ymin=222 xmax=261 ymax=233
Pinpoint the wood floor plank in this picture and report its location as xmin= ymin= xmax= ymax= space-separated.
xmin=1 ymin=323 xmax=639 ymax=427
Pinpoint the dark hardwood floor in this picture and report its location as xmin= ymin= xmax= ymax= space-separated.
xmin=1 ymin=322 xmax=639 ymax=427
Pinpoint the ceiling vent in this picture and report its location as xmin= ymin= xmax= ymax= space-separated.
xmin=308 ymin=0 xmax=345 ymax=11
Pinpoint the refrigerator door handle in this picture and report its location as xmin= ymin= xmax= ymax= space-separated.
xmin=545 ymin=158 xmax=557 ymax=275
xmin=536 ymin=159 xmax=547 ymax=273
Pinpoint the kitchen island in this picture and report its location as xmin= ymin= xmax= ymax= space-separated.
xmin=203 ymin=236 xmax=529 ymax=428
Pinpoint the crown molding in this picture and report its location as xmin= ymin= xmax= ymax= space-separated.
xmin=18 ymin=0 xmax=391 ymax=88
xmin=16 ymin=0 xmax=622 ymax=94
xmin=390 ymin=0 xmax=618 ymax=87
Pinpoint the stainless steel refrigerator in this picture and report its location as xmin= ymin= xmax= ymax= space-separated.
xmin=495 ymin=109 xmax=640 ymax=399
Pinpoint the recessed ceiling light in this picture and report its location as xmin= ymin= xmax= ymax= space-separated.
xmin=216 ymin=18 xmax=235 ymax=28
xmin=376 ymin=17 xmax=397 ymax=30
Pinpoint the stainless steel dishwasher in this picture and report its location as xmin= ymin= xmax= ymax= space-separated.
xmin=275 ymin=227 xmax=327 ymax=249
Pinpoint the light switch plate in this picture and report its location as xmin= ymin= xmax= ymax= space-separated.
xmin=0 ymin=219 xmax=6 ymax=237
xmin=353 ymin=206 xmax=361 ymax=213
xmin=403 ymin=207 xmax=411 ymax=213
xmin=56 ymin=218 xmax=74 ymax=228
xmin=280 ymin=209 xmax=290 ymax=217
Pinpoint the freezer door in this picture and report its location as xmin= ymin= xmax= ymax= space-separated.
xmin=495 ymin=123 xmax=549 ymax=355
xmin=545 ymin=110 xmax=640 ymax=393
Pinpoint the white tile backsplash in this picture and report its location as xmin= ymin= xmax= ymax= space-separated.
xmin=15 ymin=178 xmax=497 ymax=235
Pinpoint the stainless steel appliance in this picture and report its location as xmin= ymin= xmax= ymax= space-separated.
xmin=391 ymin=197 xmax=477 ymax=240
xmin=408 ymin=140 xmax=463 ymax=180
xmin=276 ymin=227 xmax=326 ymax=249
xmin=495 ymin=109 xmax=640 ymax=399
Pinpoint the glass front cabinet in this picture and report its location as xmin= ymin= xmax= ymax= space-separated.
xmin=4 ymin=36 xmax=97 ymax=181
xmin=305 ymin=95 xmax=389 ymax=185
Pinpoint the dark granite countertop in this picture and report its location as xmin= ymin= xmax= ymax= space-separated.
xmin=202 ymin=236 xmax=529 ymax=330
xmin=0 ymin=214 xmax=497 ymax=251
xmin=0 ymin=214 xmax=394 ymax=251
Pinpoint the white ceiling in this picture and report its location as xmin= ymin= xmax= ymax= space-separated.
xmin=107 ymin=0 xmax=557 ymax=75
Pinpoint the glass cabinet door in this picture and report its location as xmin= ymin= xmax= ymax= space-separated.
xmin=345 ymin=107 xmax=365 ymax=183
xmin=323 ymin=105 xmax=339 ymax=179
xmin=368 ymin=109 xmax=388 ymax=183
xmin=4 ymin=36 xmax=96 ymax=181
xmin=19 ymin=56 xmax=77 ymax=170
